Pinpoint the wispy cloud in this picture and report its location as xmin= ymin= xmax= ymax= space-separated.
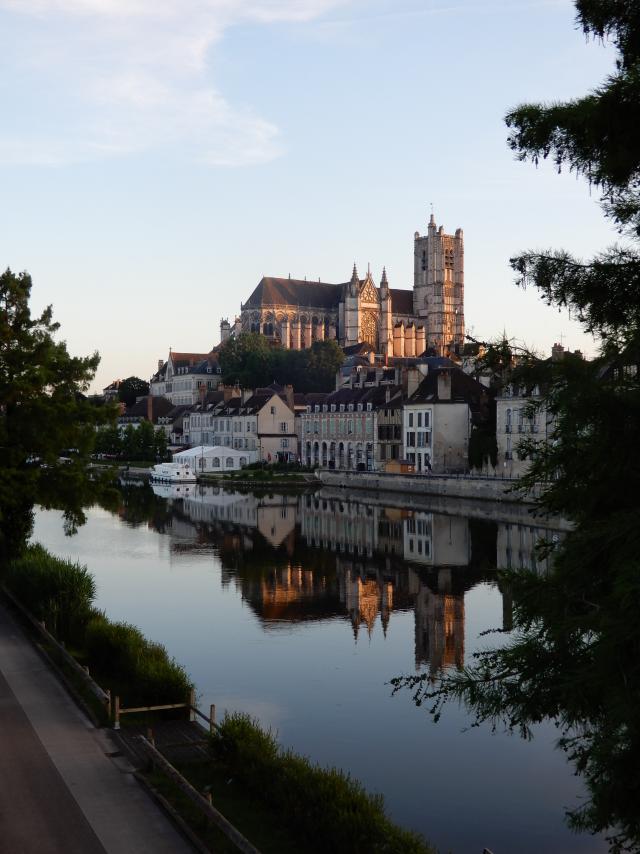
xmin=0 ymin=0 xmax=347 ymax=166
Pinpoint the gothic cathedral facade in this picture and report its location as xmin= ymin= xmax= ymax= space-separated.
xmin=222 ymin=214 xmax=465 ymax=357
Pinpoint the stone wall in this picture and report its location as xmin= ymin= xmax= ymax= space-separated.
xmin=317 ymin=469 xmax=543 ymax=505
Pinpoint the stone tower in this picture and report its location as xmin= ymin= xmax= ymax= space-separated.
xmin=413 ymin=213 xmax=464 ymax=354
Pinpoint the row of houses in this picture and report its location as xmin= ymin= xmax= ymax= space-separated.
xmin=117 ymin=354 xmax=500 ymax=474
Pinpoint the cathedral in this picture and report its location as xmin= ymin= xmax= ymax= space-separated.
xmin=221 ymin=213 xmax=465 ymax=357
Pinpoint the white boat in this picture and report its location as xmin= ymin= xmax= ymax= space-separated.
xmin=150 ymin=462 xmax=198 ymax=483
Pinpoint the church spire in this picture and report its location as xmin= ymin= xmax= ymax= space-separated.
xmin=380 ymin=266 xmax=389 ymax=298
xmin=350 ymin=262 xmax=359 ymax=296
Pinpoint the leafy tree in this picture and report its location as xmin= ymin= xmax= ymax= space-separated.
xmin=305 ymin=339 xmax=345 ymax=392
xmin=118 ymin=376 xmax=150 ymax=407
xmin=394 ymin=4 xmax=640 ymax=850
xmin=0 ymin=269 xmax=115 ymax=560
xmin=219 ymin=332 xmax=344 ymax=393
xmin=219 ymin=333 xmax=273 ymax=388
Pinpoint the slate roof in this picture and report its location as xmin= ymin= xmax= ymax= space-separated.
xmin=243 ymin=276 xmax=416 ymax=316
xmin=121 ymin=396 xmax=174 ymax=423
xmin=389 ymin=289 xmax=414 ymax=314
xmin=408 ymin=367 xmax=487 ymax=408
xmin=243 ymin=277 xmax=343 ymax=310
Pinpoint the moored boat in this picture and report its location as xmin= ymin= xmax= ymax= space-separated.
xmin=150 ymin=462 xmax=197 ymax=483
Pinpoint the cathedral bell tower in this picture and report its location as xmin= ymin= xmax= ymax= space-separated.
xmin=414 ymin=212 xmax=464 ymax=355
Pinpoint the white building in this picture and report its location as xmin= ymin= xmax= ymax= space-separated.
xmin=186 ymin=386 xmax=297 ymax=463
xmin=172 ymin=444 xmax=256 ymax=473
xmin=150 ymin=351 xmax=221 ymax=406
xmin=495 ymin=384 xmax=554 ymax=478
xmin=402 ymin=367 xmax=487 ymax=474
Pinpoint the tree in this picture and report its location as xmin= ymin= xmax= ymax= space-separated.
xmin=393 ymin=4 xmax=640 ymax=850
xmin=118 ymin=376 xmax=150 ymax=407
xmin=219 ymin=332 xmax=345 ymax=393
xmin=218 ymin=333 xmax=273 ymax=388
xmin=0 ymin=269 xmax=116 ymax=560
xmin=305 ymin=340 xmax=345 ymax=392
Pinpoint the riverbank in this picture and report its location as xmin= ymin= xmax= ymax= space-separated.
xmin=317 ymin=469 xmax=541 ymax=503
xmin=4 ymin=542 xmax=436 ymax=854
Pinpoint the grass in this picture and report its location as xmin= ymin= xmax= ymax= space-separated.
xmin=4 ymin=545 xmax=193 ymax=710
xmin=208 ymin=712 xmax=436 ymax=854
xmin=147 ymin=762 xmax=302 ymax=854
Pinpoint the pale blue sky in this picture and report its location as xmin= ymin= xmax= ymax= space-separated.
xmin=1 ymin=0 xmax=617 ymax=391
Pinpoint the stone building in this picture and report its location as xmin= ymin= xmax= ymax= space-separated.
xmin=222 ymin=213 xmax=464 ymax=358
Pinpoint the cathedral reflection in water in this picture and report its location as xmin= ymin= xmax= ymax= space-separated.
xmin=144 ymin=483 xmax=564 ymax=674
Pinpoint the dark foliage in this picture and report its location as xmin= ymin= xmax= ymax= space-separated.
xmin=394 ymin=3 xmax=640 ymax=850
xmin=219 ymin=333 xmax=344 ymax=393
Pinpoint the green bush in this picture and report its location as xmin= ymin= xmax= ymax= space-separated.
xmin=85 ymin=615 xmax=192 ymax=706
xmin=211 ymin=713 xmax=433 ymax=854
xmin=5 ymin=544 xmax=192 ymax=709
xmin=5 ymin=544 xmax=96 ymax=644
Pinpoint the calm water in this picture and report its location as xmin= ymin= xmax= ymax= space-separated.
xmin=33 ymin=483 xmax=605 ymax=854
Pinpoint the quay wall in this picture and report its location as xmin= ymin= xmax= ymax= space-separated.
xmin=317 ymin=470 xmax=542 ymax=505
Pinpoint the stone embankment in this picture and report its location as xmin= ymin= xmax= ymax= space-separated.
xmin=317 ymin=469 xmax=540 ymax=504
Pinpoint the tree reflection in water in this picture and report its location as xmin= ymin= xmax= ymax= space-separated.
xmin=392 ymin=518 xmax=640 ymax=853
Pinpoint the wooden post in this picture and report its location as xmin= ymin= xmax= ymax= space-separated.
xmin=83 ymin=665 xmax=90 ymax=676
xmin=189 ymin=688 xmax=195 ymax=722
xmin=204 ymin=792 xmax=212 ymax=806
xmin=147 ymin=727 xmax=155 ymax=747
xmin=105 ymin=689 xmax=112 ymax=721
xmin=209 ymin=703 xmax=216 ymax=734
xmin=114 ymin=695 xmax=120 ymax=730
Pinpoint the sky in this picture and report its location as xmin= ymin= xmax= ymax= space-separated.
xmin=1 ymin=0 xmax=619 ymax=392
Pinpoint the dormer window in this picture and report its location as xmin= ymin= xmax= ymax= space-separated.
xmin=323 ymin=405 xmax=328 ymax=413
xmin=306 ymin=406 xmax=311 ymax=413
xmin=348 ymin=403 xmax=354 ymax=412
xmin=367 ymin=403 xmax=372 ymax=412
xmin=357 ymin=403 xmax=363 ymax=412
xmin=331 ymin=404 xmax=336 ymax=412
xmin=340 ymin=404 xmax=345 ymax=412
xmin=315 ymin=405 xmax=320 ymax=413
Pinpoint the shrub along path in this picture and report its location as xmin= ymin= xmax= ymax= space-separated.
xmin=0 ymin=599 xmax=194 ymax=854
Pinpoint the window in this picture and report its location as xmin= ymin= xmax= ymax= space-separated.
xmin=281 ymin=438 xmax=289 ymax=449
xmin=417 ymin=412 xmax=422 ymax=428
xmin=347 ymin=420 xmax=354 ymax=434
xmin=280 ymin=422 xmax=288 ymax=433
xmin=406 ymin=431 xmax=415 ymax=447
xmin=226 ymin=457 xmax=234 ymax=468
xmin=408 ymin=413 xmax=414 ymax=427
xmin=212 ymin=457 xmax=220 ymax=468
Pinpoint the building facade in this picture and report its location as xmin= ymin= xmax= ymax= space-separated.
xmin=223 ymin=213 xmax=465 ymax=358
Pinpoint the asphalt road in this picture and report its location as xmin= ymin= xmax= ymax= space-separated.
xmin=0 ymin=601 xmax=193 ymax=854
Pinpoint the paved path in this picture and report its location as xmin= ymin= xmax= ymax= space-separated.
xmin=0 ymin=600 xmax=194 ymax=854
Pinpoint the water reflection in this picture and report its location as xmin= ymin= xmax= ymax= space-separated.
xmin=36 ymin=483 xmax=591 ymax=854
xmin=124 ymin=481 xmax=562 ymax=676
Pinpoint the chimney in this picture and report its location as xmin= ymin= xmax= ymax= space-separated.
xmin=147 ymin=395 xmax=153 ymax=423
xmin=242 ymin=388 xmax=253 ymax=404
xmin=406 ymin=366 xmax=421 ymax=398
xmin=551 ymin=342 xmax=565 ymax=362
xmin=285 ymin=384 xmax=294 ymax=411
xmin=437 ymin=370 xmax=452 ymax=401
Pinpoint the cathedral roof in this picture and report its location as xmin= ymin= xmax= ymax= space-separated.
xmin=389 ymin=288 xmax=414 ymax=314
xmin=243 ymin=277 xmax=343 ymax=310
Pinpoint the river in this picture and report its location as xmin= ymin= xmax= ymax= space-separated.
xmin=32 ymin=482 xmax=605 ymax=854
